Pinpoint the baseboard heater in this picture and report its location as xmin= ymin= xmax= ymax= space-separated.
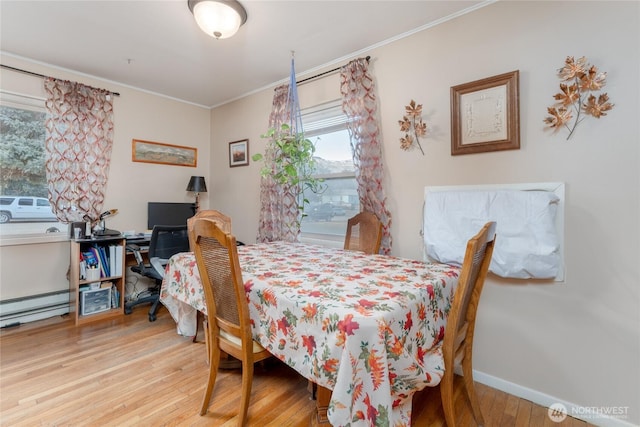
xmin=0 ymin=290 xmax=70 ymax=328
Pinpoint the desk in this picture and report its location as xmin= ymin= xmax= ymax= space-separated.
xmin=124 ymin=237 xmax=150 ymax=267
xmin=160 ymin=242 xmax=459 ymax=426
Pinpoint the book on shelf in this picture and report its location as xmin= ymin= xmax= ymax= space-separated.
xmin=109 ymin=245 xmax=116 ymax=279
xmin=115 ymin=245 xmax=123 ymax=276
xmin=108 ymin=244 xmax=123 ymax=277
xmin=81 ymin=250 xmax=99 ymax=268
xmin=96 ymin=245 xmax=110 ymax=277
xmin=84 ymin=247 xmax=106 ymax=278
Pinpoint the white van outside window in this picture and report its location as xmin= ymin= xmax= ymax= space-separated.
xmin=0 ymin=91 xmax=67 ymax=240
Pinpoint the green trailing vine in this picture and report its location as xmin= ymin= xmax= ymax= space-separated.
xmin=252 ymin=123 xmax=324 ymax=219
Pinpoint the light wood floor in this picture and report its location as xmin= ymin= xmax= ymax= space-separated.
xmin=0 ymin=308 xmax=594 ymax=426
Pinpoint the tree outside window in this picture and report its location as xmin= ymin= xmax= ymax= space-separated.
xmin=0 ymin=92 xmax=65 ymax=236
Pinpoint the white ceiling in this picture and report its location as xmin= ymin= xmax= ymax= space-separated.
xmin=0 ymin=1 xmax=487 ymax=108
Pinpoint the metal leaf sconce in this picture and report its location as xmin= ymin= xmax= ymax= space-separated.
xmin=544 ymin=56 xmax=614 ymax=140
xmin=399 ymin=100 xmax=427 ymax=155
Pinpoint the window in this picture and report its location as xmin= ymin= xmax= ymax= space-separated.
xmin=300 ymin=101 xmax=359 ymax=241
xmin=0 ymin=91 xmax=67 ymax=238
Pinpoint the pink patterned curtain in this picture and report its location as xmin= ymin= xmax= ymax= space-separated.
xmin=44 ymin=78 xmax=114 ymax=224
xmin=340 ymin=58 xmax=392 ymax=254
xmin=256 ymin=84 xmax=300 ymax=242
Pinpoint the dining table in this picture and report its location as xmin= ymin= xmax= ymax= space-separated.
xmin=160 ymin=241 xmax=460 ymax=426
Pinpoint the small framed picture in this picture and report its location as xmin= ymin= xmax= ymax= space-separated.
xmin=229 ymin=139 xmax=249 ymax=167
xmin=450 ymin=70 xmax=520 ymax=155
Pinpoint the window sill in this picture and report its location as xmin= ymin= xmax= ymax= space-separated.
xmin=300 ymin=233 xmax=344 ymax=249
xmin=0 ymin=233 xmax=69 ymax=247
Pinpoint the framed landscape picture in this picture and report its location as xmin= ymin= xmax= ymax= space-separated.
xmin=229 ymin=139 xmax=249 ymax=167
xmin=132 ymin=139 xmax=197 ymax=167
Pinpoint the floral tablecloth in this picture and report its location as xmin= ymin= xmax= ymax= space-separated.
xmin=160 ymin=242 xmax=460 ymax=427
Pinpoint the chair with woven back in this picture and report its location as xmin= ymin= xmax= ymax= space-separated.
xmin=187 ymin=209 xmax=232 ymax=251
xmin=187 ymin=210 xmax=234 ymax=349
xmin=437 ymin=221 xmax=496 ymax=426
xmin=344 ymin=211 xmax=383 ymax=255
xmin=190 ymin=217 xmax=272 ymax=425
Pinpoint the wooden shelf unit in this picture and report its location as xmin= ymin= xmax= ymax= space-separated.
xmin=69 ymin=236 xmax=126 ymax=325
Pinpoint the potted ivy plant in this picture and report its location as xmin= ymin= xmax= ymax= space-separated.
xmin=252 ymin=123 xmax=324 ymax=227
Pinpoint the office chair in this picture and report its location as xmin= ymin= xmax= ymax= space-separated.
xmin=125 ymin=224 xmax=190 ymax=321
xmin=191 ymin=218 xmax=272 ymax=425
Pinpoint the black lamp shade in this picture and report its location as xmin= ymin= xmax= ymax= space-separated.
xmin=186 ymin=176 xmax=207 ymax=193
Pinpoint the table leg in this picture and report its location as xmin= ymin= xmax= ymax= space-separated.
xmin=309 ymin=385 xmax=331 ymax=426
xmin=192 ymin=310 xmax=202 ymax=343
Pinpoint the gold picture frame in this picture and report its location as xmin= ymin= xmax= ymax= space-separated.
xmin=229 ymin=139 xmax=249 ymax=167
xmin=132 ymin=139 xmax=197 ymax=167
xmin=450 ymin=70 xmax=520 ymax=155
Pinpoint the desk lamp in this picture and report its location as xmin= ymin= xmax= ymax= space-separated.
xmin=93 ymin=209 xmax=121 ymax=237
xmin=186 ymin=176 xmax=207 ymax=212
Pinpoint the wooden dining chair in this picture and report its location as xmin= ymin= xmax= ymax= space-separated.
xmin=191 ymin=218 xmax=272 ymax=425
xmin=439 ymin=221 xmax=496 ymax=427
xmin=187 ymin=209 xmax=232 ymax=347
xmin=344 ymin=211 xmax=383 ymax=254
xmin=187 ymin=209 xmax=232 ymax=251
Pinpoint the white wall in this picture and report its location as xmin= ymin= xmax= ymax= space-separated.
xmin=210 ymin=1 xmax=639 ymax=424
xmin=1 ymin=1 xmax=637 ymax=424
xmin=0 ymin=55 xmax=211 ymax=299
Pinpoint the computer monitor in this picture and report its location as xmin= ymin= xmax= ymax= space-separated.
xmin=147 ymin=202 xmax=195 ymax=229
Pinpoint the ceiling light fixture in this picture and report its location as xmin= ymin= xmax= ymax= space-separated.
xmin=188 ymin=0 xmax=247 ymax=39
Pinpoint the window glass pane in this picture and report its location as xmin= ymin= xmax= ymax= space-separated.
xmin=301 ymin=108 xmax=358 ymax=238
xmin=0 ymin=94 xmax=67 ymax=237
xmin=312 ymin=128 xmax=355 ymax=175
xmin=302 ymin=176 xmax=359 ymax=234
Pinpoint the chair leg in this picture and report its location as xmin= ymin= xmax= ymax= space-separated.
xmin=148 ymin=296 xmax=161 ymax=322
xmin=199 ymin=340 xmax=221 ymax=415
xmin=192 ymin=311 xmax=201 ymax=343
xmin=440 ymin=369 xmax=456 ymax=427
xmin=461 ymin=355 xmax=484 ymax=426
xmin=202 ymin=318 xmax=210 ymax=365
xmin=237 ymin=358 xmax=254 ymax=427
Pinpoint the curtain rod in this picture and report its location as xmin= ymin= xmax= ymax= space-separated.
xmin=296 ymin=56 xmax=371 ymax=86
xmin=0 ymin=64 xmax=121 ymax=97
